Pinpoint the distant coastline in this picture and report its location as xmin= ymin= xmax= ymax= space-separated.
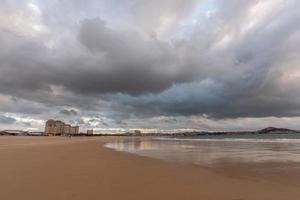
xmin=0 ymin=127 xmax=299 ymax=137
xmin=169 ymin=127 xmax=300 ymax=137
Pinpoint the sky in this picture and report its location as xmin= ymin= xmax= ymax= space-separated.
xmin=0 ymin=0 xmax=300 ymax=132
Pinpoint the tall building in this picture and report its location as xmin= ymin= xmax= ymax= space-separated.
xmin=64 ymin=124 xmax=71 ymax=135
xmin=70 ymin=126 xmax=79 ymax=135
xmin=44 ymin=120 xmax=79 ymax=136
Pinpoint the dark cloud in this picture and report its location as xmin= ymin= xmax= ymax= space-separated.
xmin=76 ymin=17 xmax=193 ymax=95
xmin=0 ymin=17 xmax=192 ymax=98
xmin=59 ymin=109 xmax=78 ymax=116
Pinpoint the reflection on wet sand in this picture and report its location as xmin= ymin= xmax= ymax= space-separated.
xmin=105 ymin=137 xmax=300 ymax=172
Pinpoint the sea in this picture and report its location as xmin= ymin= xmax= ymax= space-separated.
xmin=104 ymin=133 xmax=300 ymax=172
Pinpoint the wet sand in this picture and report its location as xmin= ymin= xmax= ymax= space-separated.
xmin=0 ymin=136 xmax=299 ymax=200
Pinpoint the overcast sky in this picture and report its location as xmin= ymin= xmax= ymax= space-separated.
xmin=0 ymin=0 xmax=300 ymax=132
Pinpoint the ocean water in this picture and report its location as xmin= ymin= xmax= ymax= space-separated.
xmin=104 ymin=134 xmax=300 ymax=170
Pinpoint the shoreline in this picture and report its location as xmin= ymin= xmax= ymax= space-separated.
xmin=0 ymin=136 xmax=299 ymax=200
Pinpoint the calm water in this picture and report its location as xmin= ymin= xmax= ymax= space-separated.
xmin=105 ymin=134 xmax=300 ymax=170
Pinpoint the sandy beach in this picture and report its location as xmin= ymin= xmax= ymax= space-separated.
xmin=0 ymin=136 xmax=299 ymax=200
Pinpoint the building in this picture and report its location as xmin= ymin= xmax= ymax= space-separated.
xmin=44 ymin=120 xmax=79 ymax=136
xmin=69 ymin=126 xmax=79 ymax=135
xmin=87 ymin=129 xmax=93 ymax=135
xmin=64 ymin=124 xmax=71 ymax=135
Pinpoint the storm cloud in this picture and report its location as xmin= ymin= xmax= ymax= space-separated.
xmin=0 ymin=0 xmax=300 ymax=131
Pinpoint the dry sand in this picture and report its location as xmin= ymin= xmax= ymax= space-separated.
xmin=0 ymin=136 xmax=299 ymax=200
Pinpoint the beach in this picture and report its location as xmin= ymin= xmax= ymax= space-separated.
xmin=0 ymin=136 xmax=299 ymax=200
